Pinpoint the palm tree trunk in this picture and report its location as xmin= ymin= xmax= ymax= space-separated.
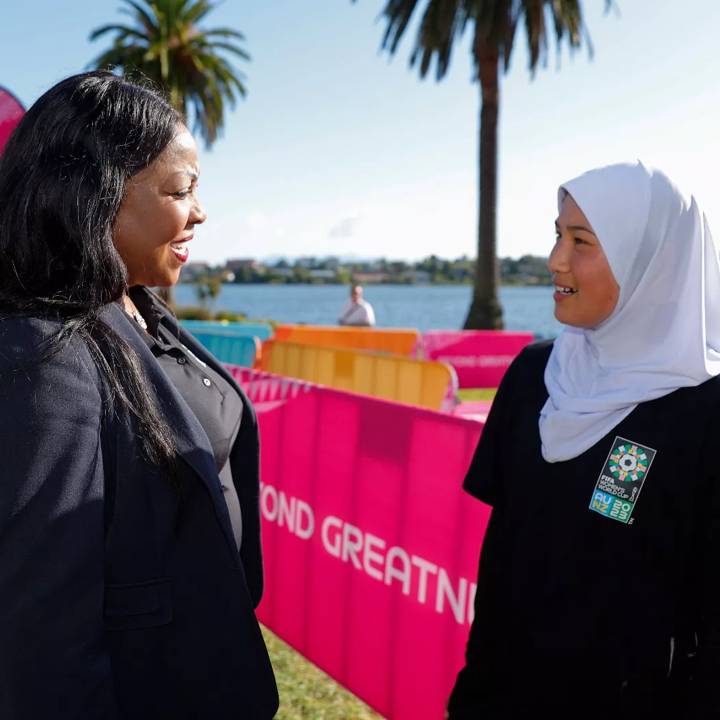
xmin=463 ymin=50 xmax=504 ymax=330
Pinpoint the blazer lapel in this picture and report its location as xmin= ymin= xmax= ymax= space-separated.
xmin=102 ymin=302 xmax=240 ymax=557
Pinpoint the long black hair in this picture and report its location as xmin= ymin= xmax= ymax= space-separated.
xmin=0 ymin=70 xmax=183 ymax=470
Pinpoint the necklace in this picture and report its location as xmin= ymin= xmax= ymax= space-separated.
xmin=123 ymin=296 xmax=148 ymax=331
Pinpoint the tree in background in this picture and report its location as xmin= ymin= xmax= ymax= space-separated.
xmin=360 ymin=0 xmax=606 ymax=328
xmin=89 ymin=0 xmax=249 ymax=148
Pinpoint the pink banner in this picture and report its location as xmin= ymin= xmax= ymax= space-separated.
xmin=0 ymin=86 xmax=24 ymax=155
xmin=230 ymin=368 xmax=490 ymax=720
xmin=454 ymin=399 xmax=493 ymax=424
xmin=422 ymin=330 xmax=534 ymax=388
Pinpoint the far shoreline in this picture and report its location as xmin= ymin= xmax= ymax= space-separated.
xmin=178 ymin=281 xmax=554 ymax=288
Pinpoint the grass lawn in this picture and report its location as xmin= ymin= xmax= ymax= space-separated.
xmin=262 ymin=626 xmax=383 ymax=719
xmin=456 ymin=388 xmax=497 ymax=401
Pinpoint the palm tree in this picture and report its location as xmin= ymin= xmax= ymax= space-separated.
xmin=89 ymin=0 xmax=249 ymax=148
xmin=363 ymin=1 xmax=606 ymax=328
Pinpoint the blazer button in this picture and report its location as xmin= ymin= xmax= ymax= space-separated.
xmin=202 ymin=377 xmax=211 ymax=387
xmin=177 ymin=357 xmax=187 ymax=365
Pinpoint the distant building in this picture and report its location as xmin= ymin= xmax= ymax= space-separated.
xmin=352 ymin=272 xmax=388 ymax=284
xmin=180 ymin=262 xmax=210 ymax=282
xmin=225 ymin=258 xmax=261 ymax=272
xmin=270 ymin=267 xmax=294 ymax=278
xmin=449 ymin=266 xmax=468 ymax=281
xmin=295 ymin=256 xmax=317 ymax=269
xmin=411 ymin=270 xmax=431 ymax=284
xmin=309 ymin=269 xmax=336 ymax=280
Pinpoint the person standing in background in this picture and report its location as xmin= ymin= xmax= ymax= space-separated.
xmin=338 ymin=283 xmax=376 ymax=326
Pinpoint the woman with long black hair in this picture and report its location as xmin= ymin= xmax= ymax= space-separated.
xmin=0 ymin=71 xmax=278 ymax=719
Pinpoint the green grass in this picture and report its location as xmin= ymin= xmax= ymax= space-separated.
xmin=262 ymin=626 xmax=383 ymax=719
xmin=456 ymin=388 xmax=497 ymax=401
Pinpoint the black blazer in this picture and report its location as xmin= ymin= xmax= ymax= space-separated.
xmin=0 ymin=297 xmax=278 ymax=719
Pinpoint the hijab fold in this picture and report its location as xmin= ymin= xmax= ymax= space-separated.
xmin=540 ymin=161 xmax=720 ymax=463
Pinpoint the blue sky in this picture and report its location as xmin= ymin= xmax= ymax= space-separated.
xmin=1 ymin=1 xmax=719 ymax=264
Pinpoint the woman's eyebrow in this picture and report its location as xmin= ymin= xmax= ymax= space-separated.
xmin=169 ymin=169 xmax=199 ymax=181
xmin=555 ymin=220 xmax=597 ymax=237
xmin=556 ymin=220 xmax=595 ymax=234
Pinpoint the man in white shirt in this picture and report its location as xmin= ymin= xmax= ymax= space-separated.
xmin=338 ymin=284 xmax=376 ymax=326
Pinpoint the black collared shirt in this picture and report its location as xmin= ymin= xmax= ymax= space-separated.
xmin=128 ymin=287 xmax=244 ymax=549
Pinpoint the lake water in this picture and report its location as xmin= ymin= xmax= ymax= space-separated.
xmin=174 ymin=283 xmax=564 ymax=338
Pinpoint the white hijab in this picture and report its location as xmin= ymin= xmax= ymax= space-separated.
xmin=540 ymin=161 xmax=720 ymax=463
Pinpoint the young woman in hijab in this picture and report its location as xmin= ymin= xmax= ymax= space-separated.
xmin=447 ymin=161 xmax=720 ymax=719
xmin=0 ymin=72 xmax=278 ymax=719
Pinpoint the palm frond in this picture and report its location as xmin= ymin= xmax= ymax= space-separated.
xmin=183 ymin=0 xmax=215 ymax=26
xmin=88 ymin=23 xmax=146 ymax=42
xmin=192 ymin=38 xmax=251 ymax=62
xmin=119 ymin=0 xmax=159 ymax=35
xmin=374 ymin=0 xmax=595 ymax=79
xmin=520 ymin=0 xmax=589 ymax=74
xmin=200 ymin=28 xmax=246 ymax=42
xmin=89 ymin=0 xmax=250 ymax=147
xmin=380 ymin=0 xmax=421 ymax=55
xmin=523 ymin=0 xmax=547 ymax=69
xmin=410 ymin=0 xmax=462 ymax=80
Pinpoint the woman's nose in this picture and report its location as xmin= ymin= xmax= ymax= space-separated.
xmin=191 ymin=199 xmax=207 ymax=226
xmin=548 ymin=237 xmax=570 ymax=274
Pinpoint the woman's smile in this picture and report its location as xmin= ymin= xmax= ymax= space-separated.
xmin=553 ymin=283 xmax=578 ymax=301
xmin=169 ymin=235 xmax=192 ymax=264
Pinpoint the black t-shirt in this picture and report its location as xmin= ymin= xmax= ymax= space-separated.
xmin=450 ymin=341 xmax=720 ymax=720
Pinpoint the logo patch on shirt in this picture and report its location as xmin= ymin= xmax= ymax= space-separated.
xmin=589 ymin=436 xmax=657 ymax=524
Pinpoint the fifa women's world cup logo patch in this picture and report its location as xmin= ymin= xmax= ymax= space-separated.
xmin=608 ymin=444 xmax=648 ymax=482
xmin=589 ymin=436 xmax=657 ymax=524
